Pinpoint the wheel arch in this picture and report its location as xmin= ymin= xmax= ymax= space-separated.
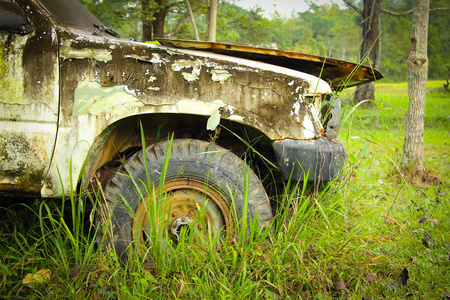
xmin=79 ymin=112 xmax=279 ymax=194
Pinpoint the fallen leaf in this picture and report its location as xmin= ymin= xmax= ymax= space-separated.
xmin=399 ymin=223 xmax=407 ymax=233
xmin=428 ymin=217 xmax=439 ymax=226
xmin=422 ymin=231 xmax=437 ymax=248
xmin=443 ymin=292 xmax=450 ymax=299
xmin=22 ymin=269 xmax=52 ymax=288
xmin=333 ymin=277 xmax=346 ymax=297
xmin=366 ymin=273 xmax=378 ymax=283
xmin=384 ymin=268 xmax=409 ymax=291
xmin=419 ymin=216 xmax=439 ymax=226
xmin=384 ymin=216 xmax=394 ymax=224
xmin=70 ymin=265 xmax=83 ymax=279
xmin=22 ymin=273 xmax=33 ymax=287
xmin=410 ymin=256 xmax=418 ymax=264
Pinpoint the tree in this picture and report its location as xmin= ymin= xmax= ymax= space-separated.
xmin=344 ymin=0 xmax=449 ymax=103
xmin=343 ymin=0 xmax=382 ymax=105
xmin=206 ymin=0 xmax=217 ymax=41
xmin=401 ymin=0 xmax=429 ymax=180
xmin=142 ymin=0 xmax=167 ymax=40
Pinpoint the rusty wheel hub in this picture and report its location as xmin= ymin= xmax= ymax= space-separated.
xmin=133 ymin=179 xmax=233 ymax=247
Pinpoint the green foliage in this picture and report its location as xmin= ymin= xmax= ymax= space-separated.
xmin=428 ymin=0 xmax=450 ymax=79
xmin=268 ymin=4 xmax=360 ymax=60
xmin=78 ymin=0 xmax=448 ymax=81
xmin=80 ymin=0 xmax=142 ymax=40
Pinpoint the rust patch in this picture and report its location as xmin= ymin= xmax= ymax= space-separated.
xmin=17 ymin=170 xmax=44 ymax=193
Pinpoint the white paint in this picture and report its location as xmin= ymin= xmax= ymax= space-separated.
xmin=73 ymin=81 xmax=144 ymax=116
xmin=171 ymin=59 xmax=202 ymax=82
xmin=60 ymin=46 xmax=112 ymax=62
xmin=211 ymin=69 xmax=233 ymax=83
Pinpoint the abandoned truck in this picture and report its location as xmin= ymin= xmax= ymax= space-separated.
xmin=0 ymin=0 xmax=382 ymax=255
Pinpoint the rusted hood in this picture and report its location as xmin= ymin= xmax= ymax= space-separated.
xmin=158 ymin=39 xmax=383 ymax=91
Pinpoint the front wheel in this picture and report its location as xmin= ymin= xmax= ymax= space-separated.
xmin=102 ymin=139 xmax=272 ymax=260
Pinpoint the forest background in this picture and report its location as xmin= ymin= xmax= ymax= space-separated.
xmin=79 ymin=0 xmax=448 ymax=83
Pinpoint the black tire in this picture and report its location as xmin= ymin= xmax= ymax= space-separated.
xmin=102 ymin=139 xmax=272 ymax=260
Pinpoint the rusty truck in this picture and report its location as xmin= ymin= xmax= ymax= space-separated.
xmin=0 ymin=0 xmax=382 ymax=257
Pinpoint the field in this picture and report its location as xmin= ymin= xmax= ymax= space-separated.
xmin=1 ymin=81 xmax=449 ymax=299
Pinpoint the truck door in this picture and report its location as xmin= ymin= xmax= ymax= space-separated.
xmin=0 ymin=0 xmax=59 ymax=196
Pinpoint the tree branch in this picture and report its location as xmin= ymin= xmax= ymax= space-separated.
xmin=343 ymin=0 xmax=362 ymax=15
xmin=381 ymin=6 xmax=449 ymax=16
xmin=343 ymin=0 xmax=448 ymax=16
xmin=167 ymin=14 xmax=190 ymax=36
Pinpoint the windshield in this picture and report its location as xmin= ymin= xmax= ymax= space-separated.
xmin=37 ymin=0 xmax=102 ymax=31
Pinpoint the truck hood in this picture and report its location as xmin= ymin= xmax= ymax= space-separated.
xmin=158 ymin=39 xmax=383 ymax=91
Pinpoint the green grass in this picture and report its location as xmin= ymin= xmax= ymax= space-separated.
xmin=1 ymin=82 xmax=449 ymax=299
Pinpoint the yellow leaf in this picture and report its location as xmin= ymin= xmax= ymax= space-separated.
xmin=22 ymin=273 xmax=34 ymax=287
xmin=22 ymin=269 xmax=52 ymax=287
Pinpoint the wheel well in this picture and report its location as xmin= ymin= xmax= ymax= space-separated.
xmin=81 ymin=113 xmax=280 ymax=195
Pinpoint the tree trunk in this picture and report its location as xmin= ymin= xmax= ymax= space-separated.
xmin=153 ymin=0 xmax=167 ymax=38
xmin=141 ymin=0 xmax=166 ymax=41
xmin=206 ymin=0 xmax=217 ymax=42
xmin=141 ymin=0 xmax=153 ymax=41
xmin=353 ymin=0 xmax=382 ymax=106
xmin=402 ymin=0 xmax=429 ymax=180
xmin=185 ymin=0 xmax=200 ymax=40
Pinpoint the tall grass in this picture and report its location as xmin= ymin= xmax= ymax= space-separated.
xmin=1 ymin=82 xmax=449 ymax=299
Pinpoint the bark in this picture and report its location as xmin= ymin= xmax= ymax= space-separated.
xmin=402 ymin=0 xmax=429 ymax=180
xmin=206 ymin=0 xmax=218 ymax=42
xmin=141 ymin=0 xmax=153 ymax=41
xmin=185 ymin=0 xmax=199 ymax=40
xmin=153 ymin=0 xmax=167 ymax=38
xmin=141 ymin=0 xmax=166 ymax=41
xmin=353 ymin=0 xmax=382 ymax=106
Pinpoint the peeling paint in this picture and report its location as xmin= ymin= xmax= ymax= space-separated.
xmin=211 ymin=69 xmax=233 ymax=83
xmin=171 ymin=59 xmax=202 ymax=82
xmin=300 ymin=113 xmax=316 ymax=138
xmin=60 ymin=46 xmax=112 ymax=62
xmin=176 ymin=99 xmax=226 ymax=116
xmin=73 ymin=81 xmax=144 ymax=116
xmin=291 ymin=100 xmax=302 ymax=121
xmin=150 ymin=53 xmax=167 ymax=65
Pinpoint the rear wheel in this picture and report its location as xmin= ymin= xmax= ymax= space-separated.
xmin=102 ymin=139 xmax=272 ymax=260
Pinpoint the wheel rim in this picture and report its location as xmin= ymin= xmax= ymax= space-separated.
xmin=133 ymin=179 xmax=234 ymax=249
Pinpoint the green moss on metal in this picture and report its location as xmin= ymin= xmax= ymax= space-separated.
xmin=0 ymin=34 xmax=27 ymax=104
